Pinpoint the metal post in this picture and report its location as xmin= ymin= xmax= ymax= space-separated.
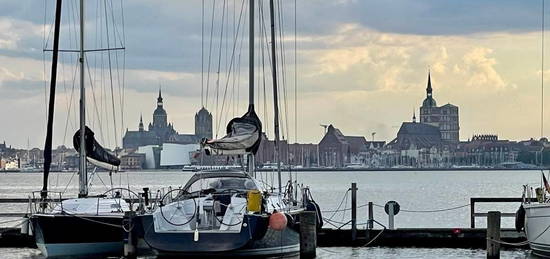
xmin=470 ymin=198 xmax=475 ymax=228
xmin=299 ymin=211 xmax=316 ymax=258
xmin=487 ymin=211 xmax=501 ymax=259
xmin=351 ymin=182 xmax=357 ymax=241
xmin=388 ymin=203 xmax=395 ymax=230
xmin=368 ymin=201 xmax=374 ymax=230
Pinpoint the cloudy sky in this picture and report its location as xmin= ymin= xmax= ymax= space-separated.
xmin=1 ymin=0 xmax=549 ymax=149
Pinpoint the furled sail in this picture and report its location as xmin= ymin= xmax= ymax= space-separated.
xmin=73 ymin=126 xmax=121 ymax=171
xmin=202 ymin=105 xmax=262 ymax=155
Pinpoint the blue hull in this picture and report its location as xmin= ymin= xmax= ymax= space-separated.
xmin=31 ymin=214 xmax=125 ymax=258
xmin=135 ymin=214 xmax=300 ymax=256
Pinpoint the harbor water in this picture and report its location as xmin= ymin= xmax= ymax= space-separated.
xmin=0 ymin=169 xmax=543 ymax=258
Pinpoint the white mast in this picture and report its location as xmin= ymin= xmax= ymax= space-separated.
xmin=78 ymin=0 xmax=88 ymax=197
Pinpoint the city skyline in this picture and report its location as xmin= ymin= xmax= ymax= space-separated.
xmin=1 ymin=1 xmax=550 ymax=149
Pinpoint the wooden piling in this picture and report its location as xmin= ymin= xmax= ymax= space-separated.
xmin=124 ymin=211 xmax=137 ymax=259
xmin=486 ymin=211 xmax=501 ymax=259
xmin=351 ymin=183 xmax=357 ymax=242
xmin=300 ymin=211 xmax=317 ymax=258
xmin=368 ymin=202 xmax=374 ymax=230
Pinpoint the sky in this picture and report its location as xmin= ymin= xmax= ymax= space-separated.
xmin=1 ymin=0 xmax=550 ymax=149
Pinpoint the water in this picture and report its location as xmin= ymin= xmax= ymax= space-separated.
xmin=0 ymin=170 xmax=543 ymax=258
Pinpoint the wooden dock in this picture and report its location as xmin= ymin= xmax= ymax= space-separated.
xmin=318 ymin=228 xmax=526 ymax=248
xmin=0 ymin=226 xmax=526 ymax=249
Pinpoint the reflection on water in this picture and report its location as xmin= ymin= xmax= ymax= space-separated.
xmin=0 ymin=247 xmax=536 ymax=259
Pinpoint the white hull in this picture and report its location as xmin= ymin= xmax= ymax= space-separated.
xmin=525 ymin=203 xmax=550 ymax=257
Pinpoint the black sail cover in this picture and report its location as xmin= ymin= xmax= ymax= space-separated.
xmin=73 ymin=126 xmax=121 ymax=170
xmin=202 ymin=105 xmax=262 ymax=155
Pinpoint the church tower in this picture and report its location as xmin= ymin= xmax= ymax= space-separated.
xmin=152 ymin=88 xmax=168 ymax=129
xmin=420 ymin=71 xmax=438 ymax=126
xmin=195 ymin=107 xmax=213 ymax=139
xmin=418 ymin=71 xmax=460 ymax=142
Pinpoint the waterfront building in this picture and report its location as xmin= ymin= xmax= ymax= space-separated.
xmin=317 ymin=125 xmax=369 ymax=168
xmin=419 ymin=72 xmax=460 ymax=142
xmin=120 ymin=152 xmax=146 ymax=170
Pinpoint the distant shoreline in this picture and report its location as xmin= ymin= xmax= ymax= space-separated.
xmin=256 ymin=167 xmax=545 ymax=172
xmin=1 ymin=167 xmax=545 ymax=173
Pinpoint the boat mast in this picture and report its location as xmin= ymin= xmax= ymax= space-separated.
xmin=78 ymin=0 xmax=88 ymax=197
xmin=247 ymin=0 xmax=255 ymax=177
xmin=269 ymin=0 xmax=282 ymax=194
xmin=41 ymin=0 xmax=63 ymax=203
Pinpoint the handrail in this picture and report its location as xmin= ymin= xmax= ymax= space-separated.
xmin=470 ymin=197 xmax=537 ymax=228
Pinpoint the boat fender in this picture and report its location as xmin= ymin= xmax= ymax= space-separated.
xmin=269 ymin=211 xmax=287 ymax=231
xmin=20 ymin=214 xmax=29 ymax=235
xmin=515 ymin=205 xmax=525 ymax=232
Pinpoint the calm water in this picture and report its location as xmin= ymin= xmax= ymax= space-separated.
xmin=0 ymin=170 xmax=544 ymax=258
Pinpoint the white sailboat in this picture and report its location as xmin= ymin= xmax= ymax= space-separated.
xmin=518 ymin=2 xmax=550 ymax=257
xmin=29 ymin=0 xmax=132 ymax=257
xmin=519 ymin=178 xmax=550 ymax=257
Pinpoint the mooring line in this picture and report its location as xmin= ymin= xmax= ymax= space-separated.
xmin=486 ymin=237 xmax=530 ymax=247
xmin=323 ymin=202 xmax=470 ymax=214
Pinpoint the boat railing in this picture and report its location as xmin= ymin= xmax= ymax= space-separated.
xmin=522 ymin=184 xmax=547 ymax=205
xmin=29 ymin=191 xmax=64 ymax=214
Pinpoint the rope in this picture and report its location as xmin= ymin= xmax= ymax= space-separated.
xmin=486 ymin=237 xmax=530 ymax=247
xmin=372 ymin=203 xmax=470 ymax=213
xmin=322 ymin=217 xmax=368 ymax=226
xmin=362 ymin=219 xmax=387 ymax=247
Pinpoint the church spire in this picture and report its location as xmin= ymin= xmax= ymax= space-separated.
xmin=426 ymin=70 xmax=433 ymax=98
xmin=413 ymin=110 xmax=417 ymax=123
xmin=157 ymin=86 xmax=163 ymax=107
xmin=139 ymin=114 xmax=144 ymax=131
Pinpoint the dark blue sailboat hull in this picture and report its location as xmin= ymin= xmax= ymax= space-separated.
xmin=30 ymin=214 xmax=125 ymax=258
xmin=135 ymin=213 xmax=300 ymax=256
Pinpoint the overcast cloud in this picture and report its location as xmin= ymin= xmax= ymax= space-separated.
xmin=0 ymin=0 xmax=548 ymax=149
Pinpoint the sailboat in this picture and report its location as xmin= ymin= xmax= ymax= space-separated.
xmin=133 ymin=0 xmax=321 ymax=256
xmin=516 ymin=2 xmax=550 ymax=257
xmin=29 ymin=0 xmax=131 ymax=257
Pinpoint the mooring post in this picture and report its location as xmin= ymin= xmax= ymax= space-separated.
xmin=368 ymin=201 xmax=374 ymax=229
xmin=388 ymin=203 xmax=395 ymax=230
xmin=351 ymin=182 xmax=357 ymax=242
xmin=300 ymin=211 xmax=317 ymax=258
xmin=470 ymin=198 xmax=475 ymax=228
xmin=124 ymin=210 xmax=137 ymax=259
xmin=487 ymin=211 xmax=501 ymax=259
xmin=366 ymin=201 xmax=374 ymax=241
